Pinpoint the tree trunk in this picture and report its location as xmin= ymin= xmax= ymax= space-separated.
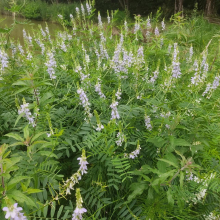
xmin=205 ymin=0 xmax=215 ymax=16
xmin=175 ymin=0 xmax=184 ymax=14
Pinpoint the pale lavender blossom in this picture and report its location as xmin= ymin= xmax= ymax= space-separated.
xmin=18 ymin=44 xmax=24 ymax=55
xmin=171 ymin=43 xmax=182 ymax=78
xmin=187 ymin=45 xmax=193 ymax=62
xmin=95 ymin=79 xmax=106 ymax=99
xmin=116 ymin=132 xmax=125 ymax=146
xmin=107 ymin=15 xmax=111 ymax=23
xmin=40 ymin=28 xmax=46 ymax=38
xmin=146 ymin=18 xmax=151 ymax=29
xmin=96 ymin=123 xmax=104 ymax=131
xmin=77 ymin=87 xmax=92 ymax=119
xmin=161 ymin=20 xmax=166 ymax=30
xmin=26 ymin=53 xmax=33 ymax=61
xmin=202 ymin=83 xmax=211 ymax=97
xmin=212 ymin=76 xmax=220 ymax=89
xmin=36 ymin=39 xmax=45 ymax=55
xmin=98 ymin=13 xmax=103 ymax=28
xmin=60 ymin=41 xmax=67 ymax=52
xmin=18 ymin=103 xmax=36 ymax=127
xmin=145 ymin=115 xmax=152 ymax=131
xmin=168 ymin=44 xmax=172 ymax=54
xmin=0 ymin=49 xmax=8 ymax=72
xmin=160 ymin=38 xmax=164 ymax=48
xmin=76 ymin=7 xmax=80 ymax=19
xmin=124 ymin=144 xmax=141 ymax=159
xmin=149 ymin=69 xmax=159 ymax=84
xmin=116 ymin=88 xmax=122 ymax=100
xmin=70 ymin=14 xmax=73 ymax=19
xmin=86 ymin=2 xmax=91 ymax=15
xmin=81 ymin=4 xmax=85 ymax=17
xmin=155 ymin=27 xmax=159 ymax=36
xmin=45 ymin=52 xmax=57 ymax=79
xmin=134 ymin=22 xmax=140 ymax=34
xmin=58 ymin=14 xmax=63 ymax=19
xmin=110 ymin=100 xmax=120 ymax=120
xmin=146 ymin=18 xmax=151 ymax=37
xmin=77 ymin=154 xmax=89 ymax=175
xmin=72 ymin=208 xmax=87 ymax=220
xmin=3 ymin=203 xmax=27 ymax=220
xmin=165 ymin=124 xmax=170 ymax=129
xmin=191 ymin=60 xmax=201 ymax=85
xmin=124 ymin=20 xmax=128 ymax=33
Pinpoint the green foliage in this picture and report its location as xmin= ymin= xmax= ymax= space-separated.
xmin=1 ymin=4 xmax=220 ymax=220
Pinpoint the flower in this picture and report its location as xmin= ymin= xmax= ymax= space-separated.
xmin=155 ymin=27 xmax=159 ymax=36
xmin=161 ymin=20 xmax=165 ymax=30
xmin=77 ymin=87 xmax=92 ymax=119
xmin=0 ymin=48 xmax=8 ymax=72
xmin=3 ymin=203 xmax=27 ymax=220
xmin=96 ymin=123 xmax=104 ymax=131
xmin=45 ymin=52 xmax=57 ymax=79
xmin=116 ymin=132 xmax=125 ymax=146
xmin=72 ymin=208 xmax=87 ymax=220
xmin=77 ymin=150 xmax=89 ymax=175
xmin=171 ymin=43 xmax=182 ymax=78
xmin=110 ymin=100 xmax=120 ymax=120
xmin=124 ymin=142 xmax=141 ymax=159
xmin=145 ymin=115 xmax=152 ymax=131
xmin=58 ymin=14 xmax=63 ymax=19
xmin=72 ymin=189 xmax=87 ymax=220
xmin=18 ymin=102 xmax=36 ymax=127
xmin=95 ymin=79 xmax=106 ymax=99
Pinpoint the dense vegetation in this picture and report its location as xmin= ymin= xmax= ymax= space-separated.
xmin=1 ymin=1 xmax=220 ymax=220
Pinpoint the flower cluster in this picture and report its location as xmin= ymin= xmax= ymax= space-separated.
xmin=171 ymin=43 xmax=182 ymax=79
xmin=77 ymin=87 xmax=92 ymax=120
xmin=161 ymin=20 xmax=165 ymax=30
xmin=203 ymin=76 xmax=220 ymax=98
xmin=145 ymin=115 xmax=152 ymax=131
xmin=45 ymin=52 xmax=57 ymax=79
xmin=95 ymin=78 xmax=106 ymax=99
xmin=3 ymin=203 xmax=27 ymax=220
xmin=124 ymin=142 xmax=141 ymax=159
xmin=116 ymin=132 xmax=125 ymax=146
xmin=94 ymin=110 xmax=104 ymax=131
xmin=72 ymin=188 xmax=87 ymax=220
xmin=116 ymin=87 xmax=122 ymax=100
xmin=0 ymin=49 xmax=8 ymax=72
xmin=18 ymin=102 xmax=36 ymax=127
xmin=110 ymin=100 xmax=120 ymax=120
xmin=155 ymin=27 xmax=159 ymax=36
xmin=63 ymin=150 xmax=89 ymax=195
xmin=146 ymin=18 xmax=151 ymax=37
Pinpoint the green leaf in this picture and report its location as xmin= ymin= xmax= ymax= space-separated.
xmin=167 ymin=188 xmax=174 ymax=206
xmin=57 ymin=205 xmax=64 ymax=218
xmin=62 ymin=210 xmax=70 ymax=220
xmin=12 ymin=81 xmax=28 ymax=86
xmin=8 ymin=190 xmax=37 ymax=208
xmin=157 ymin=158 xmax=179 ymax=168
xmin=127 ymin=182 xmax=147 ymax=203
xmin=31 ymin=132 xmax=47 ymax=144
xmin=38 ymin=151 xmax=57 ymax=158
xmin=8 ymin=176 xmax=31 ymax=186
xmin=51 ymin=201 xmax=56 ymax=218
xmin=26 ymin=188 xmax=42 ymax=194
xmin=43 ymin=205 xmax=48 ymax=218
xmin=23 ymin=125 xmax=29 ymax=139
xmin=5 ymin=133 xmax=24 ymax=142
